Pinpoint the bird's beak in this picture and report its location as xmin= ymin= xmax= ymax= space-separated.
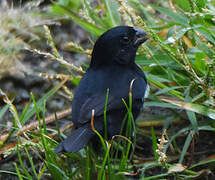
xmin=133 ymin=27 xmax=148 ymax=46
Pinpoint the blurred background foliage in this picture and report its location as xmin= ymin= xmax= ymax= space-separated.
xmin=0 ymin=0 xmax=215 ymax=179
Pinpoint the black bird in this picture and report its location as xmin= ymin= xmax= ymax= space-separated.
xmin=55 ymin=26 xmax=149 ymax=153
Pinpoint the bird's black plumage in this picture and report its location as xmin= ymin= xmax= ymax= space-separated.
xmin=55 ymin=26 xmax=148 ymax=154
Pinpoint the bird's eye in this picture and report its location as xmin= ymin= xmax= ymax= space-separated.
xmin=121 ymin=36 xmax=130 ymax=44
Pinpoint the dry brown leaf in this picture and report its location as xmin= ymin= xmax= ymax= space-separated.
xmin=168 ymin=163 xmax=186 ymax=174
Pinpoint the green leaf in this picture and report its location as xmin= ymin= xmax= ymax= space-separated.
xmin=57 ymin=0 xmax=81 ymax=11
xmin=147 ymin=73 xmax=172 ymax=83
xmin=52 ymin=4 xmax=105 ymax=36
xmin=195 ymin=52 xmax=207 ymax=73
xmin=0 ymin=104 xmax=9 ymax=120
xmin=71 ymin=77 xmax=81 ymax=86
xmin=175 ymin=27 xmax=192 ymax=40
xmin=169 ymin=69 xmax=190 ymax=85
xmin=151 ymin=127 xmax=159 ymax=160
xmin=19 ymin=102 xmax=31 ymax=122
xmin=24 ymin=148 xmax=38 ymax=178
xmin=165 ymin=27 xmax=191 ymax=45
xmin=147 ymin=74 xmax=184 ymax=99
xmin=194 ymin=34 xmax=215 ymax=58
xmin=161 ymin=98 xmax=215 ymax=120
xmin=153 ymin=6 xmax=189 ymax=25
xmin=21 ymin=79 xmax=67 ymax=125
xmin=0 ymin=170 xmax=23 ymax=177
xmin=131 ymin=0 xmax=155 ymax=26
xmin=192 ymin=91 xmax=205 ymax=103
xmin=103 ymin=0 xmax=120 ymax=27
xmin=83 ymin=0 xmax=108 ymax=28
xmin=185 ymin=89 xmax=198 ymax=132
xmin=191 ymin=158 xmax=215 ymax=169
xmin=46 ymin=162 xmax=70 ymax=180
xmin=186 ymin=111 xmax=198 ymax=132
xmin=14 ymin=163 xmax=24 ymax=180
xmin=144 ymin=102 xmax=180 ymax=109
xmin=196 ymin=0 xmax=206 ymax=9
xmin=155 ymin=86 xmax=185 ymax=95
xmin=196 ymin=27 xmax=215 ymax=45
xmin=136 ymin=53 xmax=179 ymax=69
xmin=17 ymin=146 xmax=33 ymax=180
xmin=142 ymin=173 xmax=169 ymax=180
xmin=179 ymin=131 xmax=193 ymax=163
xmin=164 ymin=125 xmax=214 ymax=153
xmin=174 ymin=0 xmax=191 ymax=12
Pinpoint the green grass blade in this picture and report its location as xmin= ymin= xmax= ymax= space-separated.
xmin=14 ymin=162 xmax=24 ymax=180
xmin=85 ymin=147 xmax=91 ymax=180
xmin=151 ymin=127 xmax=159 ymax=160
xmin=0 ymin=170 xmax=27 ymax=178
xmin=98 ymin=145 xmax=111 ymax=180
xmin=164 ymin=125 xmax=214 ymax=153
xmin=155 ymin=86 xmax=185 ymax=95
xmin=142 ymin=173 xmax=169 ymax=180
xmin=24 ymin=147 xmax=38 ymax=178
xmin=83 ymin=0 xmax=107 ymax=28
xmin=19 ymin=102 xmax=31 ymax=122
xmin=144 ymin=102 xmax=180 ymax=109
xmin=191 ymin=159 xmax=215 ymax=169
xmin=178 ymin=131 xmax=193 ymax=163
xmin=132 ymin=0 xmax=155 ymax=26
xmin=152 ymin=6 xmax=189 ymax=25
xmin=186 ymin=110 xmax=198 ymax=132
xmin=174 ymin=0 xmax=191 ymax=11
xmin=161 ymin=98 xmax=215 ymax=120
xmin=38 ymin=165 xmax=47 ymax=180
xmin=196 ymin=27 xmax=215 ymax=45
xmin=21 ymin=79 xmax=67 ymax=125
xmin=52 ymin=4 xmax=105 ymax=36
xmin=104 ymin=89 xmax=109 ymax=139
xmin=46 ymin=162 xmax=70 ymax=180
xmin=17 ymin=145 xmax=33 ymax=180
xmin=147 ymin=74 xmax=184 ymax=100
xmin=194 ymin=34 xmax=215 ymax=58
xmin=103 ymin=0 xmax=120 ymax=27
xmin=0 ymin=104 xmax=9 ymax=120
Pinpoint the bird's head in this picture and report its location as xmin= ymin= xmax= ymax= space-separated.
xmin=90 ymin=26 xmax=148 ymax=68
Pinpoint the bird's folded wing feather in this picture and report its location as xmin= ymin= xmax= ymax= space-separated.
xmin=78 ymin=94 xmax=126 ymax=124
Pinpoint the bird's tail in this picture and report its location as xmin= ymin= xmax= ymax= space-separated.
xmin=55 ymin=125 xmax=95 ymax=154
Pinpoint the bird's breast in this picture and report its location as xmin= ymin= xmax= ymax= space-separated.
xmin=83 ymin=66 xmax=147 ymax=99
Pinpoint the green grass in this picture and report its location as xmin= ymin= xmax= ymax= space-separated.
xmin=0 ymin=0 xmax=215 ymax=179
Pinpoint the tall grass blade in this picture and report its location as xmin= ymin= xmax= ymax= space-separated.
xmin=52 ymin=4 xmax=105 ymax=36
xmin=161 ymin=98 xmax=215 ymax=120
xmin=0 ymin=104 xmax=9 ymax=120
xmin=151 ymin=127 xmax=159 ymax=160
xmin=178 ymin=131 xmax=193 ymax=163
xmin=103 ymin=0 xmax=120 ymax=27
xmin=152 ymin=6 xmax=189 ymax=25
xmin=14 ymin=162 xmax=24 ymax=180
xmin=21 ymin=79 xmax=68 ymax=125
xmin=16 ymin=145 xmax=33 ymax=180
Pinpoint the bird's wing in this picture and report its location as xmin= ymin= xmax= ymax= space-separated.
xmin=78 ymin=94 xmax=126 ymax=124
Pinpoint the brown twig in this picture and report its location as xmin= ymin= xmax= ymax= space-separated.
xmin=0 ymin=108 xmax=72 ymax=142
xmin=0 ymin=123 xmax=73 ymax=157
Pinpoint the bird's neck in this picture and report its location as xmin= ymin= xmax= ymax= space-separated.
xmin=89 ymin=61 xmax=136 ymax=71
